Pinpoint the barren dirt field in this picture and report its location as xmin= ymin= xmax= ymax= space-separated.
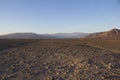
xmin=0 ymin=39 xmax=120 ymax=80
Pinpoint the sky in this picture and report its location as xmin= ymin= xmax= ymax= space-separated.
xmin=0 ymin=0 xmax=120 ymax=34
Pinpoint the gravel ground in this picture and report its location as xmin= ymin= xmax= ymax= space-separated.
xmin=0 ymin=39 xmax=120 ymax=80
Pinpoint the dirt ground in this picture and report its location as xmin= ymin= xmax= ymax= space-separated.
xmin=0 ymin=39 xmax=120 ymax=80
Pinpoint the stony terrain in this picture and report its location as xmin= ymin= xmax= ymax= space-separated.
xmin=0 ymin=39 xmax=120 ymax=80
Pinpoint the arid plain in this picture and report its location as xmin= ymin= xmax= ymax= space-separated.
xmin=0 ymin=38 xmax=119 ymax=80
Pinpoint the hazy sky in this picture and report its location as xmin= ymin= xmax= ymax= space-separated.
xmin=0 ymin=0 xmax=120 ymax=34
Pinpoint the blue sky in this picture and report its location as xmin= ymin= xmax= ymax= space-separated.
xmin=0 ymin=0 xmax=120 ymax=34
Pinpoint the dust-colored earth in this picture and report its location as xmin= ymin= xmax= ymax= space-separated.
xmin=0 ymin=39 xmax=120 ymax=80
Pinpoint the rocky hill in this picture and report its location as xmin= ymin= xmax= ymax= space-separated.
xmin=87 ymin=28 xmax=120 ymax=38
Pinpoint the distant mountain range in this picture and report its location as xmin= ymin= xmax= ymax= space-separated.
xmin=0 ymin=32 xmax=88 ymax=39
xmin=0 ymin=28 xmax=120 ymax=39
xmin=52 ymin=32 xmax=88 ymax=38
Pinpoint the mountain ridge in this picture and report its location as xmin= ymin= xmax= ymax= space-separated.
xmin=87 ymin=28 xmax=120 ymax=38
xmin=0 ymin=28 xmax=120 ymax=39
xmin=0 ymin=32 xmax=88 ymax=39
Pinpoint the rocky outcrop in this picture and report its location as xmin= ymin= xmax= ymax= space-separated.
xmin=87 ymin=28 xmax=120 ymax=38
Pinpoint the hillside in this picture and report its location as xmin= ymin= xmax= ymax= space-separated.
xmin=87 ymin=28 xmax=120 ymax=38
